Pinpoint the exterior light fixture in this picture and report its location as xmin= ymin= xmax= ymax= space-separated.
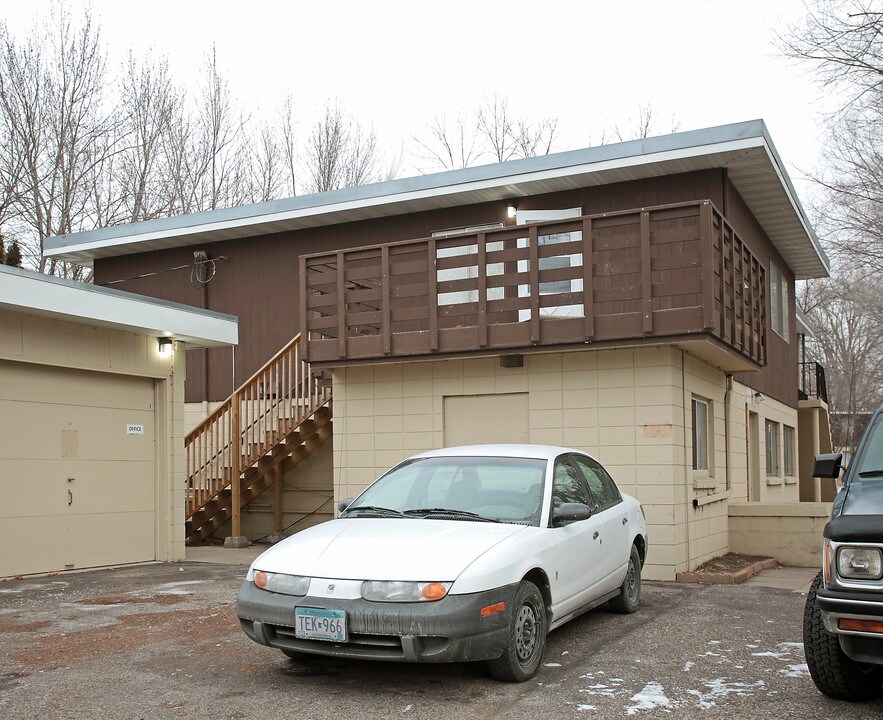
xmin=506 ymin=203 xmax=517 ymax=219
xmin=158 ymin=337 xmax=174 ymax=356
xmin=754 ymin=391 xmax=765 ymax=403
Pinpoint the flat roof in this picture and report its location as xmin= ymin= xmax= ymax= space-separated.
xmin=43 ymin=119 xmax=829 ymax=280
xmin=0 ymin=265 xmax=238 ymax=348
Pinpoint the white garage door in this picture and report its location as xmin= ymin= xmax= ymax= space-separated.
xmin=0 ymin=361 xmax=156 ymax=577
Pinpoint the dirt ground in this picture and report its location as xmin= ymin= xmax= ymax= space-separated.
xmin=1 ymin=561 xmax=881 ymax=720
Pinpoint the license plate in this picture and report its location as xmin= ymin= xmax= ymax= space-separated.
xmin=294 ymin=607 xmax=346 ymax=642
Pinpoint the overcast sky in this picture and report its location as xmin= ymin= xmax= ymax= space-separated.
xmin=3 ymin=0 xmax=833 ymax=203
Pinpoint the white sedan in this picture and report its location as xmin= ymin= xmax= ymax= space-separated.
xmin=237 ymin=445 xmax=648 ymax=681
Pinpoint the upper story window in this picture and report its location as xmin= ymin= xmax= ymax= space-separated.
xmin=769 ymin=261 xmax=790 ymax=342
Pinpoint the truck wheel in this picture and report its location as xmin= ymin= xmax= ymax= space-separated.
xmin=803 ymin=571 xmax=883 ymax=701
xmin=487 ymin=580 xmax=547 ymax=682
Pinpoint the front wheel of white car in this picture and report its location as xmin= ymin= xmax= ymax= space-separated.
xmin=487 ymin=580 xmax=547 ymax=682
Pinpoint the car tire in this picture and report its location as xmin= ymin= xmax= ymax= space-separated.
xmin=608 ymin=544 xmax=641 ymax=614
xmin=803 ymin=571 xmax=883 ymax=701
xmin=487 ymin=580 xmax=547 ymax=682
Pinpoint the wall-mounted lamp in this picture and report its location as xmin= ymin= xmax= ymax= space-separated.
xmin=753 ymin=391 xmax=765 ymax=403
xmin=506 ymin=202 xmax=518 ymax=219
xmin=158 ymin=337 xmax=174 ymax=356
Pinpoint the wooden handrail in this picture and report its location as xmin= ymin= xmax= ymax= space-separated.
xmin=185 ymin=333 xmax=332 ymax=533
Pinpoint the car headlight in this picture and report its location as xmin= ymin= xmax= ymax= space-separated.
xmin=361 ymin=580 xmax=451 ymax=602
xmin=837 ymin=546 xmax=883 ymax=580
xmin=253 ymin=570 xmax=311 ymax=596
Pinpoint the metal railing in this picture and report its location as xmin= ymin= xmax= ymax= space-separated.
xmin=799 ymin=360 xmax=828 ymax=403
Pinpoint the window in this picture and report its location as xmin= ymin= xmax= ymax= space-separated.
xmin=783 ymin=425 xmax=796 ymax=477
xmin=551 ymin=457 xmax=590 ymax=508
xmin=692 ymin=398 xmax=710 ymax=471
xmin=766 ymin=420 xmax=780 ymax=476
xmin=769 ymin=262 xmax=790 ymax=341
xmin=572 ymin=455 xmax=622 ymax=510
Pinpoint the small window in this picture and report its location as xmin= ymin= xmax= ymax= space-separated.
xmin=766 ymin=420 xmax=781 ymax=476
xmin=783 ymin=425 xmax=796 ymax=477
xmin=692 ymin=398 xmax=710 ymax=472
xmin=770 ymin=261 xmax=790 ymax=341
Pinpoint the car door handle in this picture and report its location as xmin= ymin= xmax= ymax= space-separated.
xmin=592 ymin=531 xmax=599 ymax=540
xmin=622 ymin=517 xmax=628 ymax=525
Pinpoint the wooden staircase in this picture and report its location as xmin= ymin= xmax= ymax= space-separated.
xmin=184 ymin=333 xmax=332 ymax=545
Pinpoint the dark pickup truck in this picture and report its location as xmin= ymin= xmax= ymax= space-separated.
xmin=804 ymin=406 xmax=883 ymax=701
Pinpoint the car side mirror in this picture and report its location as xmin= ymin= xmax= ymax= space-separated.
xmin=338 ymin=497 xmax=354 ymax=513
xmin=812 ymin=453 xmax=844 ymax=479
xmin=552 ymin=502 xmax=592 ymax=527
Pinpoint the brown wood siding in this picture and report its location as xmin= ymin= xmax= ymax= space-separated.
xmin=94 ymin=170 xmax=727 ymax=402
xmin=726 ymin=180 xmax=798 ymax=407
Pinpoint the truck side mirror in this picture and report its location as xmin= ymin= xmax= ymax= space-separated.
xmin=812 ymin=453 xmax=843 ymax=479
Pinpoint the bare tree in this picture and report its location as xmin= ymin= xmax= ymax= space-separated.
xmin=413 ymin=97 xmax=561 ymax=174
xmin=780 ymin=1 xmax=882 ymax=267
xmin=114 ymin=52 xmax=179 ymax=223
xmin=801 ymin=271 xmax=883 ymax=449
xmin=0 ymin=4 xmax=120 ymax=278
xmin=278 ymin=93 xmax=298 ymax=197
xmin=304 ymin=102 xmax=381 ymax=193
xmin=477 ymin=95 xmax=516 ymax=163
xmin=613 ymin=104 xmax=682 ymax=142
xmin=412 ymin=112 xmax=484 ymax=172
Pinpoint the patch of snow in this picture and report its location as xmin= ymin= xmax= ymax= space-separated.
xmin=751 ymin=651 xmax=787 ymax=659
xmin=686 ymin=679 xmax=767 ymax=710
xmin=577 ymin=705 xmax=596 ymax=712
xmin=781 ymin=664 xmax=809 ymax=678
xmin=157 ymin=580 xmax=205 ymax=588
xmin=707 ymin=640 xmax=720 ymax=645
xmin=625 ymin=681 xmax=673 ymax=715
xmin=683 ymin=662 xmax=695 ymax=672
xmin=404 ymin=704 xmax=413 ymax=712
xmin=544 ymin=662 xmax=562 ymax=667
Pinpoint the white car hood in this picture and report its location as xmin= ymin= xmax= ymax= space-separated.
xmin=251 ymin=518 xmax=527 ymax=581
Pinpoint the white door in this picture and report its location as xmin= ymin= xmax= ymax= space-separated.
xmin=0 ymin=361 xmax=156 ymax=576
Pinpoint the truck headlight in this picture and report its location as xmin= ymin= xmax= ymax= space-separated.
xmin=837 ymin=546 xmax=883 ymax=580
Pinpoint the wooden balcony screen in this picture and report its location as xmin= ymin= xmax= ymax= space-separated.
xmin=300 ymin=201 xmax=766 ymax=366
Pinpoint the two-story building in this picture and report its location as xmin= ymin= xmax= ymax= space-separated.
xmin=45 ymin=120 xmax=832 ymax=580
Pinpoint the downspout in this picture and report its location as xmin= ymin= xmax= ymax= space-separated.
xmin=681 ymin=350 xmax=692 ymax=570
xmin=724 ymin=374 xmax=732 ymax=492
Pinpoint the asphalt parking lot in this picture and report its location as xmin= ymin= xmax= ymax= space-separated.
xmin=1 ymin=559 xmax=881 ymax=720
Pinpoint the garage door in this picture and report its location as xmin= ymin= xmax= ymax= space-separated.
xmin=0 ymin=361 xmax=156 ymax=577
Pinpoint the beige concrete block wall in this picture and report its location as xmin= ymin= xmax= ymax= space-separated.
xmin=332 ymin=347 xmax=697 ymax=581
xmin=729 ymin=502 xmax=832 ymax=567
xmin=184 ymin=401 xmax=223 ymax=433
xmin=0 ymin=309 xmax=186 ymax=565
xmin=213 ymin=441 xmax=334 ymax=541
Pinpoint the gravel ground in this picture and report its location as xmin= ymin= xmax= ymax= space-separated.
xmin=0 ymin=562 xmax=881 ymax=719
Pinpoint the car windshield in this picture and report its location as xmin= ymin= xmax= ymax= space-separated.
xmin=854 ymin=414 xmax=883 ymax=479
xmin=343 ymin=456 xmax=547 ymax=526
